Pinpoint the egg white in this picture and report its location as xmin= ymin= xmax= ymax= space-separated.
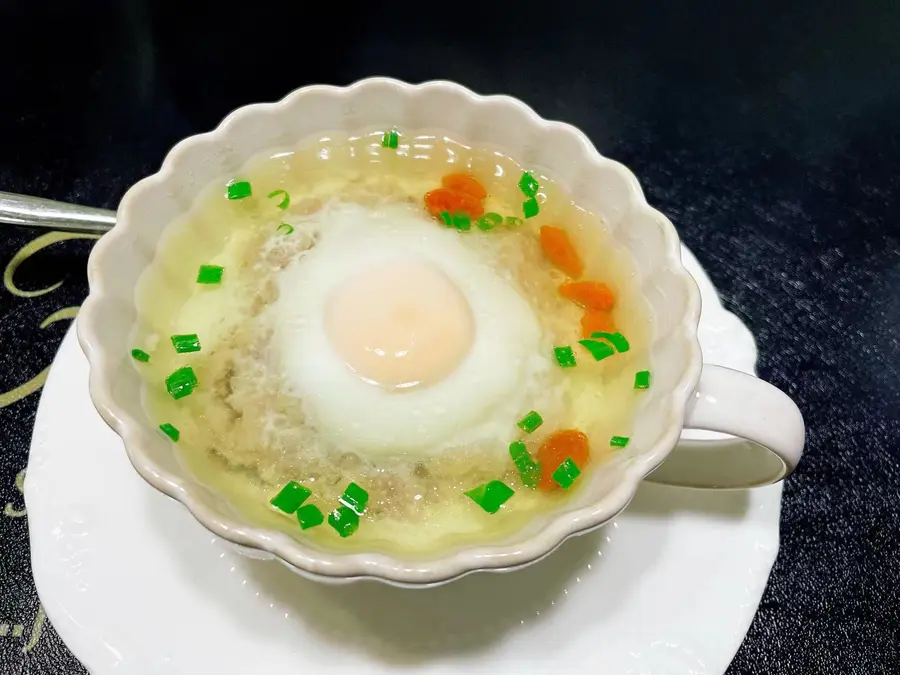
xmin=269 ymin=202 xmax=554 ymax=457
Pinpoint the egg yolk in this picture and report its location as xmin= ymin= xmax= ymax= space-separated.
xmin=324 ymin=261 xmax=475 ymax=390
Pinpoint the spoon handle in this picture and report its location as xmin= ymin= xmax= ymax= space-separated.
xmin=0 ymin=191 xmax=116 ymax=235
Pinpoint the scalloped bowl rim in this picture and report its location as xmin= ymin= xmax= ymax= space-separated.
xmin=77 ymin=77 xmax=702 ymax=586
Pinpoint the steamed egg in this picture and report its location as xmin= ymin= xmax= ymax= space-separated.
xmin=270 ymin=202 xmax=553 ymax=456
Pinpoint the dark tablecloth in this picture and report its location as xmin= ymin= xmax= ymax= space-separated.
xmin=1 ymin=1 xmax=898 ymax=673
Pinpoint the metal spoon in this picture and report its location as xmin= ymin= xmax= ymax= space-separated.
xmin=0 ymin=191 xmax=115 ymax=235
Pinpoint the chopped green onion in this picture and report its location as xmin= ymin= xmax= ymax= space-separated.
xmin=196 ymin=265 xmax=224 ymax=284
xmin=517 ymin=410 xmax=543 ymax=434
xmin=296 ymin=503 xmax=324 ymax=530
xmin=270 ymin=481 xmax=312 ymax=514
xmin=170 ymin=333 xmax=201 ymax=354
xmin=159 ymin=423 xmax=180 ymax=442
xmin=381 ymin=130 xmax=399 ymax=149
xmin=439 ymin=211 xmax=453 ymax=226
xmin=509 ymin=441 xmax=539 ymax=488
xmin=509 ymin=440 xmax=528 ymax=462
xmin=590 ymin=331 xmax=631 ymax=353
xmin=131 ymin=348 xmax=150 ymax=363
xmin=552 ymin=457 xmax=581 ymax=489
xmin=227 ymin=181 xmax=252 ymax=200
xmin=328 ymin=506 xmax=360 ymax=538
xmin=165 ymin=366 xmax=198 ymax=400
xmin=578 ymin=339 xmax=616 ymax=361
xmin=276 ymin=223 xmax=294 ymax=235
xmin=610 ymin=435 xmax=630 ymax=448
xmin=554 ymin=346 xmax=577 ymax=368
xmin=267 ymin=189 xmax=291 ymax=210
xmin=522 ymin=198 xmax=539 ymax=219
xmin=477 ymin=212 xmax=503 ymax=231
xmin=465 ymin=480 xmax=515 ymax=514
xmin=634 ymin=370 xmax=651 ymax=389
xmin=453 ymin=213 xmax=471 ymax=231
xmin=338 ymin=482 xmax=369 ymax=516
xmin=518 ymin=172 xmax=539 ymax=198
xmin=505 ymin=216 xmax=524 ymax=227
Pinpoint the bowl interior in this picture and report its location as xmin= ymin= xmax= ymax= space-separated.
xmin=79 ymin=78 xmax=701 ymax=584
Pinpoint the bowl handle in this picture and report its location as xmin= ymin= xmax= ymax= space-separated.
xmin=648 ymin=365 xmax=805 ymax=489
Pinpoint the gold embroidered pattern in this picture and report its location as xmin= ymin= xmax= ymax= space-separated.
xmin=3 ymin=469 xmax=26 ymax=518
xmin=0 ymin=306 xmax=80 ymax=408
xmin=3 ymin=231 xmax=99 ymax=297
xmin=1 ymin=229 xmax=99 ymax=659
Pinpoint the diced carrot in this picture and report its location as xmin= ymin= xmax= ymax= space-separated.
xmin=424 ymin=188 xmax=485 ymax=219
xmin=537 ymin=429 xmax=591 ymax=492
xmin=559 ymin=281 xmax=616 ymax=311
xmin=441 ymin=173 xmax=488 ymax=200
xmin=539 ymin=226 xmax=584 ymax=279
xmin=580 ymin=310 xmax=617 ymax=338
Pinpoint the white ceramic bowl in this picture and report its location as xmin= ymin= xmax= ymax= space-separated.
xmin=78 ymin=77 xmax=704 ymax=586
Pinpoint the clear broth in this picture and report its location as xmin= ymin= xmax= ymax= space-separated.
xmin=134 ymin=130 xmax=652 ymax=555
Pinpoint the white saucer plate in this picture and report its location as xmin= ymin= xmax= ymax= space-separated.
xmin=26 ymin=245 xmax=780 ymax=675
